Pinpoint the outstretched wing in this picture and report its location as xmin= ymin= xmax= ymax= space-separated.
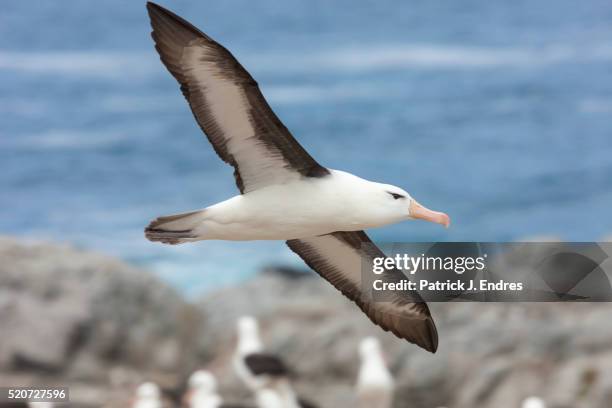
xmin=146 ymin=2 xmax=329 ymax=193
xmin=287 ymin=231 xmax=438 ymax=353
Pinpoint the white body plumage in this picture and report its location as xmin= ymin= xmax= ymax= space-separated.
xmin=153 ymin=170 xmax=415 ymax=241
xmin=356 ymin=338 xmax=395 ymax=408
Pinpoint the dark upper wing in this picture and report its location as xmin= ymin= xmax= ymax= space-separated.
xmin=244 ymin=353 xmax=289 ymax=376
xmin=146 ymin=2 xmax=329 ymax=193
xmin=287 ymin=231 xmax=438 ymax=353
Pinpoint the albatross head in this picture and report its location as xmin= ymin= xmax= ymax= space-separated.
xmin=374 ymin=183 xmax=450 ymax=228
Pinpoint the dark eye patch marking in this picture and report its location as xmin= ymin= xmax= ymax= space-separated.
xmin=387 ymin=192 xmax=405 ymax=200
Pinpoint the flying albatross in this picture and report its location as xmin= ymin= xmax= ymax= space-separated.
xmin=145 ymin=2 xmax=449 ymax=353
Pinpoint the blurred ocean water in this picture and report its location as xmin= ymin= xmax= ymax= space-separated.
xmin=1 ymin=0 xmax=612 ymax=295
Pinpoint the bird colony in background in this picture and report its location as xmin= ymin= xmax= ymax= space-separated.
xmin=19 ymin=317 xmax=547 ymax=408
xmin=124 ymin=316 xmax=548 ymax=408
xmin=127 ymin=315 xmax=393 ymax=408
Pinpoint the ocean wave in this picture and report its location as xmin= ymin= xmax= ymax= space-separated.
xmin=100 ymin=95 xmax=178 ymax=113
xmin=1 ymin=129 xmax=129 ymax=150
xmin=2 ymin=43 xmax=611 ymax=79
xmin=255 ymin=43 xmax=612 ymax=73
xmin=579 ymin=98 xmax=612 ymax=114
xmin=0 ymin=50 xmax=154 ymax=78
xmin=0 ymin=98 xmax=48 ymax=117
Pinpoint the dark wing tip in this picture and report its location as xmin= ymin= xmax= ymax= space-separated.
xmin=422 ymin=316 xmax=439 ymax=353
xmin=410 ymin=303 xmax=439 ymax=353
xmin=146 ymin=1 xmax=176 ymax=24
xmin=146 ymin=1 xmax=208 ymax=41
xmin=400 ymin=303 xmax=438 ymax=353
xmin=146 ymin=1 xmax=162 ymax=12
xmin=375 ymin=308 xmax=438 ymax=353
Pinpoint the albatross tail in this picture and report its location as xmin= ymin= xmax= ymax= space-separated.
xmin=145 ymin=209 xmax=206 ymax=244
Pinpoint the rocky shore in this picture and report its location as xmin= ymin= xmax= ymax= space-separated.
xmin=2 ymin=237 xmax=612 ymax=407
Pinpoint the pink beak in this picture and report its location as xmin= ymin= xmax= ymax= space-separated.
xmin=409 ymin=200 xmax=450 ymax=228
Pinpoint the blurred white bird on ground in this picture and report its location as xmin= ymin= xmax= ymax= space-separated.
xmin=356 ymin=337 xmax=395 ymax=408
xmin=522 ymin=396 xmax=546 ymax=408
xmin=186 ymin=370 xmax=223 ymax=408
xmin=133 ymin=382 xmax=163 ymax=408
xmin=233 ymin=316 xmax=289 ymax=391
xmin=255 ymin=388 xmax=285 ymax=408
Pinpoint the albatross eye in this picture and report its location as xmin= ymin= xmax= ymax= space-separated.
xmin=387 ymin=192 xmax=405 ymax=200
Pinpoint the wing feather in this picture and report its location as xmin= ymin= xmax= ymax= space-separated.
xmin=287 ymin=231 xmax=438 ymax=353
xmin=146 ymin=2 xmax=329 ymax=193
